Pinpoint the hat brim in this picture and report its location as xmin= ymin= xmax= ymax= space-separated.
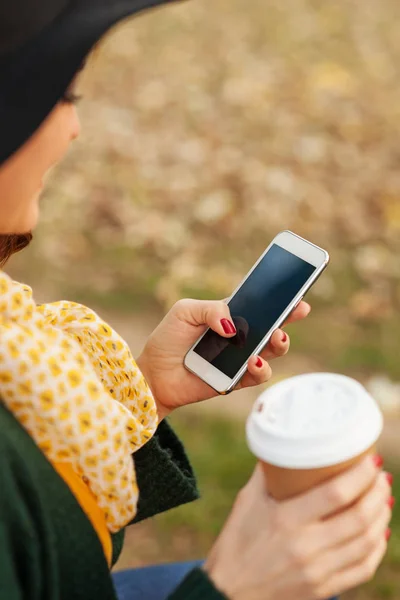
xmin=0 ymin=0 xmax=179 ymax=164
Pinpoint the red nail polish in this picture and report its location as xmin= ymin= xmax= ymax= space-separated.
xmin=372 ymin=455 xmax=384 ymax=468
xmin=388 ymin=496 xmax=395 ymax=509
xmin=281 ymin=332 xmax=287 ymax=343
xmin=255 ymin=356 xmax=263 ymax=368
xmin=386 ymin=472 xmax=394 ymax=486
xmin=385 ymin=528 xmax=392 ymax=541
xmin=221 ymin=319 xmax=236 ymax=335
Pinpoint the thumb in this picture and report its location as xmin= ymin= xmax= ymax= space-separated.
xmin=247 ymin=462 xmax=268 ymax=494
xmin=236 ymin=463 xmax=272 ymax=520
xmin=174 ymin=299 xmax=237 ymax=337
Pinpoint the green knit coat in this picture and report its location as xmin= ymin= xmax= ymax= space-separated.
xmin=0 ymin=403 xmax=225 ymax=599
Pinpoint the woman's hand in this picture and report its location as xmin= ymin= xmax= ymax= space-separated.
xmin=205 ymin=457 xmax=392 ymax=600
xmin=137 ymin=298 xmax=310 ymax=419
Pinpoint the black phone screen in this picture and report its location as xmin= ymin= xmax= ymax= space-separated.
xmin=193 ymin=244 xmax=316 ymax=378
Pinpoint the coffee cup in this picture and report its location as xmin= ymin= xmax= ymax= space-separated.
xmin=246 ymin=373 xmax=383 ymax=500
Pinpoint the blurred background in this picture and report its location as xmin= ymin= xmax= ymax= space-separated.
xmin=8 ymin=0 xmax=400 ymax=597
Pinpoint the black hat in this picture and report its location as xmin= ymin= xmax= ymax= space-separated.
xmin=0 ymin=0 xmax=179 ymax=165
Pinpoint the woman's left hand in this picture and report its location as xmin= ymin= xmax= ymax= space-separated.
xmin=137 ymin=299 xmax=311 ymax=420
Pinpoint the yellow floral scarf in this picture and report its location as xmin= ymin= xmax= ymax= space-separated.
xmin=0 ymin=271 xmax=158 ymax=533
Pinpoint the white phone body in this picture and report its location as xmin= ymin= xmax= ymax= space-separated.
xmin=184 ymin=230 xmax=329 ymax=395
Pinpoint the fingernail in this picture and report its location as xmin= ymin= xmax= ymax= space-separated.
xmin=385 ymin=528 xmax=392 ymax=541
xmin=372 ymin=454 xmax=384 ymax=468
xmin=255 ymin=356 xmax=263 ymax=368
xmin=221 ymin=319 xmax=236 ymax=335
xmin=281 ymin=332 xmax=287 ymax=343
xmin=388 ymin=496 xmax=395 ymax=509
xmin=386 ymin=472 xmax=394 ymax=486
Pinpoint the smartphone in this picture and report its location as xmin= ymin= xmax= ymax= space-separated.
xmin=184 ymin=230 xmax=329 ymax=395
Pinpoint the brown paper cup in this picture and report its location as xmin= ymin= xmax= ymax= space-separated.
xmin=260 ymin=445 xmax=376 ymax=501
xmin=246 ymin=374 xmax=383 ymax=501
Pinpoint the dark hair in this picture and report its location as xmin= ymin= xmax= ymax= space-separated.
xmin=0 ymin=232 xmax=32 ymax=268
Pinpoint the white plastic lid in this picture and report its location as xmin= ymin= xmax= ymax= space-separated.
xmin=246 ymin=373 xmax=383 ymax=469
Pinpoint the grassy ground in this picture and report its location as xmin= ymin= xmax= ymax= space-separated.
xmin=116 ymin=410 xmax=400 ymax=600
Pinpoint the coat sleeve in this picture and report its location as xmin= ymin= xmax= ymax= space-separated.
xmin=111 ymin=418 xmax=200 ymax=566
xmin=167 ymin=567 xmax=228 ymax=600
xmin=132 ymin=418 xmax=199 ymax=524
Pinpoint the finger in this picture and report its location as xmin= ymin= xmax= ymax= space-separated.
xmin=291 ymin=504 xmax=390 ymax=597
xmin=317 ymin=537 xmax=387 ymax=599
xmin=282 ymin=301 xmax=311 ymax=326
xmin=238 ymin=355 xmax=272 ymax=390
xmin=258 ymin=328 xmax=290 ymax=362
xmin=175 ymin=299 xmax=237 ymax=338
xmin=244 ymin=462 xmax=269 ymax=496
xmin=283 ymin=455 xmax=380 ymax=526
xmin=232 ymin=463 xmax=274 ymax=536
xmin=319 ymin=472 xmax=391 ymax=550
xmin=292 ymin=471 xmax=391 ymax=564
xmin=320 ymin=502 xmax=391 ymax=580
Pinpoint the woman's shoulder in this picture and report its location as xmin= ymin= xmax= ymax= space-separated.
xmin=0 ymin=401 xmax=44 ymax=461
xmin=0 ymin=402 xmax=83 ymax=518
xmin=0 ymin=402 xmax=61 ymax=511
xmin=0 ymin=401 xmax=35 ymax=466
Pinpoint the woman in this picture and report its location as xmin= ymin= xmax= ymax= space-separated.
xmin=0 ymin=1 xmax=392 ymax=599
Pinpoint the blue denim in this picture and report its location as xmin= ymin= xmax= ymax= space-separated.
xmin=112 ymin=561 xmax=339 ymax=600
xmin=112 ymin=561 xmax=203 ymax=600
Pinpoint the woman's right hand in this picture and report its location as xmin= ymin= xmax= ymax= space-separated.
xmin=204 ymin=457 xmax=392 ymax=600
